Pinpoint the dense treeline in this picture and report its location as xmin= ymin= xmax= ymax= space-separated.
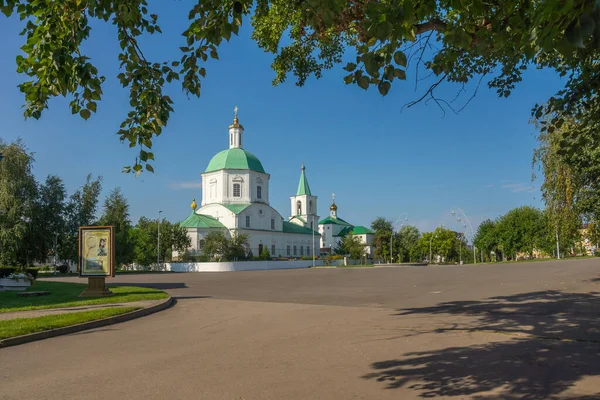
xmin=0 ymin=139 xmax=189 ymax=268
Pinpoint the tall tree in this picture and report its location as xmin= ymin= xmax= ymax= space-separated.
xmin=534 ymin=119 xmax=583 ymax=258
xmin=395 ymin=225 xmax=420 ymax=262
xmin=474 ymin=219 xmax=500 ymax=261
xmin=27 ymin=175 xmax=67 ymax=265
xmin=496 ymin=206 xmax=546 ymax=259
xmin=131 ymin=217 xmax=156 ymax=267
xmin=3 ymin=1 xmax=598 ymax=171
xmin=98 ymin=187 xmax=134 ymax=267
xmin=201 ymin=231 xmax=229 ymax=261
xmin=371 ymin=217 xmax=393 ymax=262
xmin=337 ymin=234 xmax=366 ymax=260
xmin=61 ymin=174 xmax=103 ymax=263
xmin=0 ymin=139 xmax=37 ymax=266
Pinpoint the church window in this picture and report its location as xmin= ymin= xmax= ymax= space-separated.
xmin=287 ymin=245 xmax=290 ymax=256
xmin=230 ymin=134 xmax=233 ymax=145
xmin=307 ymin=246 xmax=310 ymax=256
xmin=271 ymin=244 xmax=276 ymax=255
xmin=293 ymin=246 xmax=297 ymax=256
xmin=271 ymin=218 xmax=275 ymax=230
xmin=309 ymin=200 xmax=313 ymax=214
xmin=245 ymin=216 xmax=250 ymax=228
xmin=297 ymin=200 xmax=302 ymax=216
xmin=233 ymin=183 xmax=241 ymax=197
xmin=257 ymin=185 xmax=262 ymax=199
xmin=310 ymin=221 xmax=313 ymax=230
xmin=300 ymin=246 xmax=304 ymax=256
xmin=258 ymin=244 xmax=263 ymax=255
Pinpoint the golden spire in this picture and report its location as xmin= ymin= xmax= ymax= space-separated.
xmin=191 ymin=198 xmax=197 ymax=211
xmin=229 ymin=105 xmax=244 ymax=129
xmin=330 ymin=193 xmax=337 ymax=211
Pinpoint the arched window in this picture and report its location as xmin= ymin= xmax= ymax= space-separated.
xmin=257 ymin=185 xmax=262 ymax=199
xmin=309 ymin=200 xmax=313 ymax=214
xmin=233 ymin=183 xmax=241 ymax=197
xmin=297 ymin=200 xmax=302 ymax=216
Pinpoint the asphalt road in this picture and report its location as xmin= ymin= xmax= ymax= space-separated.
xmin=2 ymin=259 xmax=600 ymax=399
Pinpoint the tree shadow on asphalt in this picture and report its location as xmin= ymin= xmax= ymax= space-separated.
xmin=109 ymin=282 xmax=188 ymax=290
xmin=364 ymin=290 xmax=600 ymax=399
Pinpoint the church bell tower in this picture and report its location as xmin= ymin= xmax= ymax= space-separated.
xmin=289 ymin=162 xmax=319 ymax=230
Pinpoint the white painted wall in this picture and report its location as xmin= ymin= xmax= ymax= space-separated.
xmin=165 ymin=259 xmax=325 ymax=272
xmin=201 ymin=169 xmax=270 ymax=207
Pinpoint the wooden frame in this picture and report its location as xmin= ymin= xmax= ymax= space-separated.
xmin=78 ymin=226 xmax=115 ymax=278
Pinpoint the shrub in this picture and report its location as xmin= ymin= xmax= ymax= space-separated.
xmin=259 ymin=247 xmax=271 ymax=260
xmin=25 ymin=268 xmax=39 ymax=279
xmin=57 ymin=264 xmax=69 ymax=274
xmin=0 ymin=267 xmax=17 ymax=278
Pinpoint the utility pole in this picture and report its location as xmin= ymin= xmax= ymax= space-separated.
xmin=53 ymin=232 xmax=58 ymax=275
xmin=157 ymin=210 xmax=163 ymax=267
xmin=312 ymin=215 xmax=315 ymax=268
xmin=390 ymin=232 xmax=393 ymax=264
xmin=556 ymin=229 xmax=561 ymax=259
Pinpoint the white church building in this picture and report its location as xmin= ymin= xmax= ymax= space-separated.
xmin=176 ymin=109 xmax=374 ymax=260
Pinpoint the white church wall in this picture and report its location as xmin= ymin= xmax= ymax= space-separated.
xmin=249 ymin=171 xmax=270 ymax=204
xmin=164 ymin=259 xmax=325 ymax=272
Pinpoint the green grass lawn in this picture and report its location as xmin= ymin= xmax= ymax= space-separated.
xmin=0 ymin=281 xmax=168 ymax=313
xmin=0 ymin=307 xmax=139 ymax=340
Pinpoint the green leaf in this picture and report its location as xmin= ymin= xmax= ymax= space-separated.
xmin=358 ymin=76 xmax=370 ymax=90
xmin=80 ymin=109 xmax=91 ymax=120
xmin=378 ymin=81 xmax=391 ymax=96
xmin=394 ymin=69 xmax=406 ymax=80
xmin=393 ymin=51 xmax=407 ymax=67
xmin=145 ymin=164 xmax=155 ymax=173
xmin=343 ymin=62 xmax=357 ymax=72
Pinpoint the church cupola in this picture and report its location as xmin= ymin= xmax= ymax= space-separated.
xmin=330 ymin=194 xmax=337 ymax=218
xmin=229 ymin=106 xmax=244 ymax=149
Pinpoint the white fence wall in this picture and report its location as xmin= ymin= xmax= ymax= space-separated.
xmin=164 ymin=259 xmax=327 ymax=272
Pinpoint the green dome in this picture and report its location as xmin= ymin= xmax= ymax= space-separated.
xmin=205 ymin=148 xmax=265 ymax=173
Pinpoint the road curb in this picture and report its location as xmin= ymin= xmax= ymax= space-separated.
xmin=0 ymin=296 xmax=174 ymax=349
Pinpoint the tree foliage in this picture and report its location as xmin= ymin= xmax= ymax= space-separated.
xmin=371 ymin=216 xmax=393 ymax=262
xmin=61 ymin=174 xmax=103 ymax=263
xmin=98 ymin=187 xmax=134 ymax=267
xmin=337 ymin=234 xmax=366 ymax=260
xmin=3 ymin=0 xmax=599 ymax=171
xmin=0 ymin=139 xmax=37 ymax=266
xmin=130 ymin=216 xmax=192 ymax=266
xmin=393 ymin=225 xmax=420 ymax=262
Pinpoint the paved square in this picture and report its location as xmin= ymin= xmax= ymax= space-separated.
xmin=2 ymin=259 xmax=600 ymax=399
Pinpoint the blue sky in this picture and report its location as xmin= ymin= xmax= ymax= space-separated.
xmin=0 ymin=3 xmax=564 ymax=236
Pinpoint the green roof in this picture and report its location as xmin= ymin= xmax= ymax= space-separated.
xmin=290 ymin=215 xmax=306 ymax=223
xmin=296 ymin=166 xmax=312 ymax=196
xmin=318 ymin=216 xmax=352 ymax=226
xmin=222 ymin=203 xmax=251 ymax=214
xmin=205 ymin=148 xmax=265 ymax=173
xmin=180 ymin=212 xmax=226 ymax=229
xmin=350 ymin=226 xmax=375 ymax=235
xmin=282 ymin=221 xmax=320 ymax=235
xmin=334 ymin=226 xmax=353 ymax=237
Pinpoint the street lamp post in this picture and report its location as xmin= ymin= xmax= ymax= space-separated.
xmin=452 ymin=208 xmax=476 ymax=264
xmin=312 ymin=215 xmax=315 ymax=268
xmin=429 ymin=233 xmax=436 ymax=264
xmin=391 ymin=213 xmax=409 ymax=264
xmin=53 ymin=232 xmax=58 ymax=275
xmin=157 ymin=210 xmax=163 ymax=268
